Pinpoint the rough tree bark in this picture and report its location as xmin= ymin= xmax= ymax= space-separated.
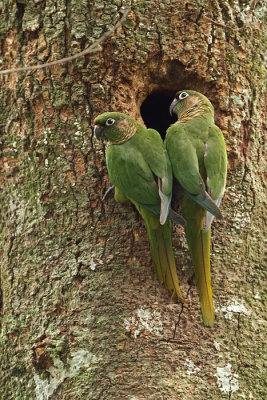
xmin=0 ymin=1 xmax=265 ymax=399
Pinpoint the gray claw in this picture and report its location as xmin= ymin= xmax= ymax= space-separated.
xmin=102 ymin=185 xmax=115 ymax=201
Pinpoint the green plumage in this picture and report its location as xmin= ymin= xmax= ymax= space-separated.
xmin=94 ymin=112 xmax=184 ymax=301
xmin=166 ymin=90 xmax=227 ymax=326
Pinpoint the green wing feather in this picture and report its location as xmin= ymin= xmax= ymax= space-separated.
xmin=106 ymin=130 xmax=184 ymax=302
xmin=166 ymin=123 xmax=223 ymax=217
xmin=132 ymin=128 xmax=173 ymax=223
xmin=204 ymin=125 xmax=227 ymax=200
xmin=166 ymin=124 xmax=201 ymax=195
xmin=106 ymin=142 xmax=159 ymax=205
xmin=165 ymin=118 xmax=227 ymax=326
xmin=141 ymin=128 xmax=172 ymax=189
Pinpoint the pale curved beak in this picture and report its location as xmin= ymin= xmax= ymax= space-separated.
xmin=169 ymin=99 xmax=178 ymax=116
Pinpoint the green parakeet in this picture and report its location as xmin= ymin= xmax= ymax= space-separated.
xmin=94 ymin=111 xmax=185 ymax=301
xmin=165 ymin=90 xmax=227 ymax=326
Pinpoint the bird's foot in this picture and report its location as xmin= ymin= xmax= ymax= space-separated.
xmin=102 ymin=185 xmax=115 ymax=201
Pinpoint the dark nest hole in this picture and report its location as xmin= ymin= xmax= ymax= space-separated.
xmin=140 ymin=91 xmax=177 ymax=139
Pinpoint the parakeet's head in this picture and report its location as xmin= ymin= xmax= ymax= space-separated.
xmin=94 ymin=112 xmax=138 ymax=144
xmin=169 ymin=90 xmax=214 ymax=119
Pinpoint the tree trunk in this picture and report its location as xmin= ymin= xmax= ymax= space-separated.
xmin=0 ymin=1 xmax=265 ymax=399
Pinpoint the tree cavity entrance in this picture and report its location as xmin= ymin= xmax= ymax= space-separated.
xmin=140 ymin=91 xmax=177 ymax=139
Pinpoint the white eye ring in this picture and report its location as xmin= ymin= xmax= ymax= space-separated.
xmin=179 ymin=92 xmax=189 ymax=100
xmin=106 ymin=118 xmax=115 ymax=126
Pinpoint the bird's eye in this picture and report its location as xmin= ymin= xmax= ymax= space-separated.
xmin=106 ymin=118 xmax=115 ymax=126
xmin=179 ymin=92 xmax=189 ymax=100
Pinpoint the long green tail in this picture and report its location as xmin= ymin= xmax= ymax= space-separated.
xmin=182 ymin=198 xmax=214 ymax=326
xmin=137 ymin=204 xmax=184 ymax=302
